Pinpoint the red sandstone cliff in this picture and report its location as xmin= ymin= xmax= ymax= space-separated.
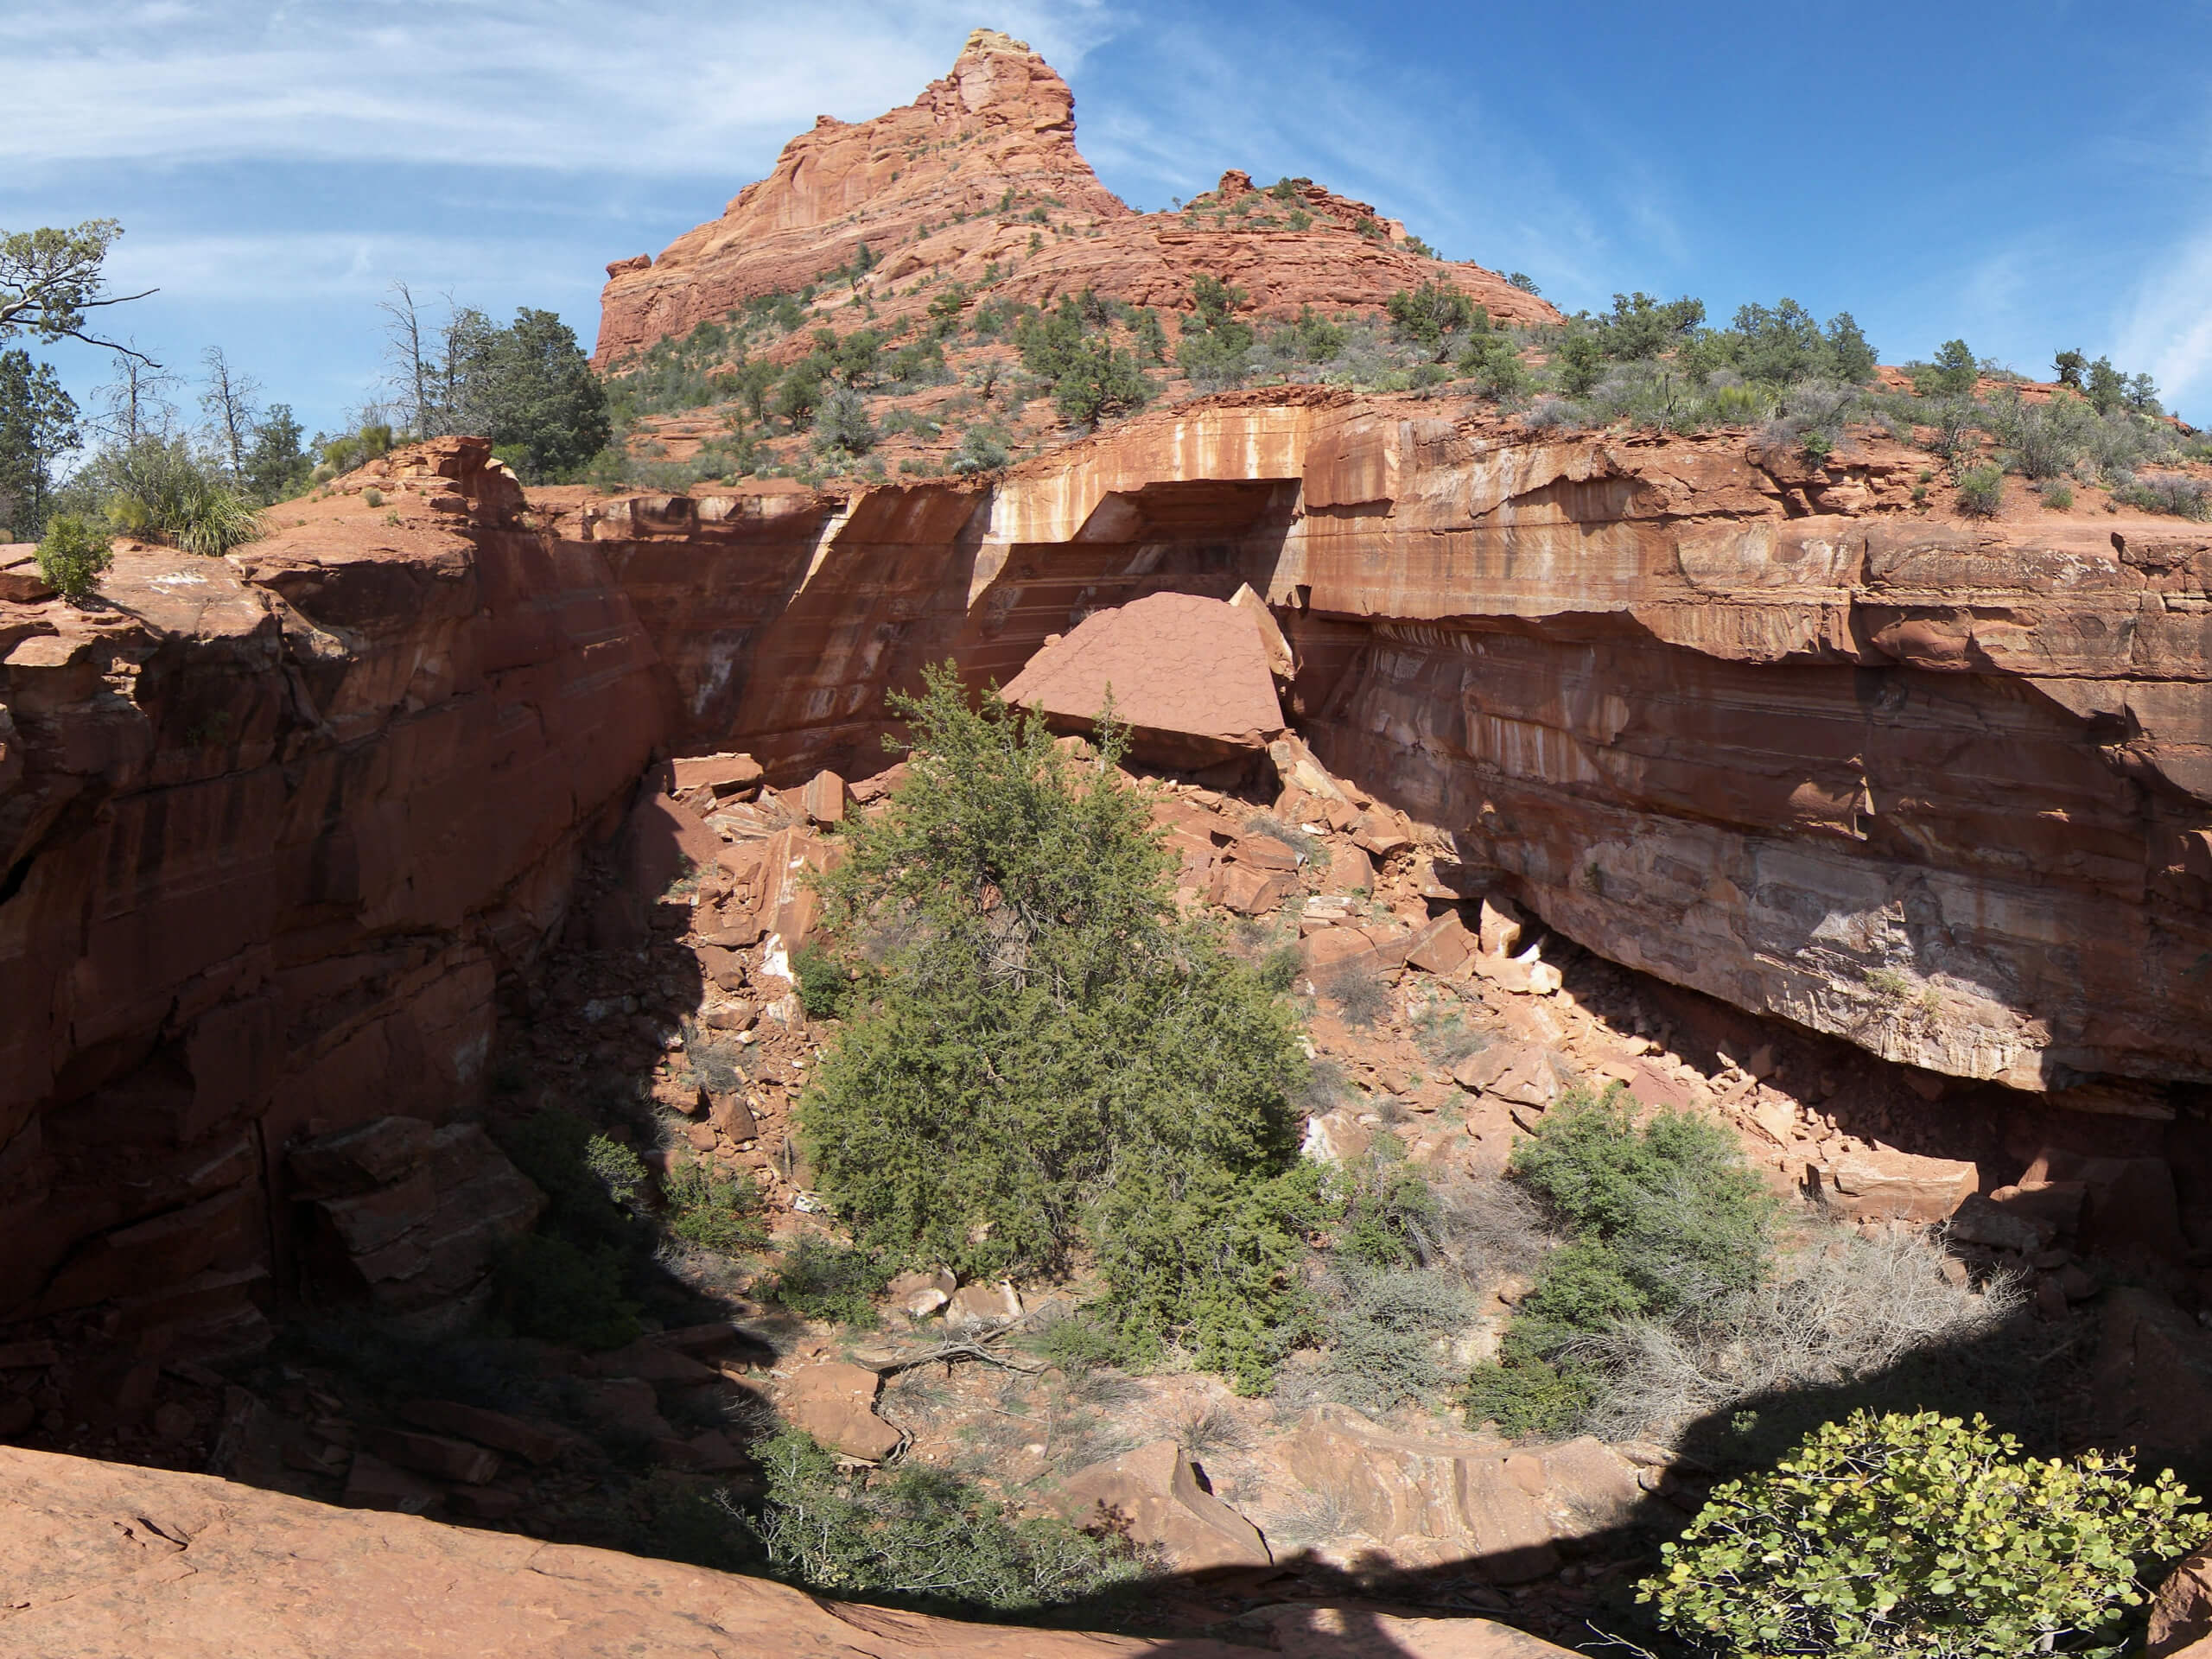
xmin=0 ymin=440 xmax=666 ymax=1343
xmin=537 ymin=396 xmax=2212 ymax=1096
xmin=8 ymin=410 xmax=2211 ymax=1355
xmin=591 ymin=29 xmax=1556 ymax=365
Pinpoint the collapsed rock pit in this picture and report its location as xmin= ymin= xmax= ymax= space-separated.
xmin=7 ymin=402 xmax=2212 ymax=1646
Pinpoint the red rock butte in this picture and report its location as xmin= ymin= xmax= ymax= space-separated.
xmin=592 ymin=29 xmax=1558 ymax=365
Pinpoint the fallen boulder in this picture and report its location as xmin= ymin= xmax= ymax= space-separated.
xmin=1812 ymin=1146 xmax=1977 ymax=1224
xmin=779 ymin=1361 xmax=903 ymax=1462
xmin=1001 ymin=591 xmax=1285 ymax=768
xmin=1055 ymin=1440 xmax=1270 ymax=1574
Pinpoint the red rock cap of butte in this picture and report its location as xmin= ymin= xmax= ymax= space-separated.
xmin=593 ymin=28 xmax=1558 ymax=365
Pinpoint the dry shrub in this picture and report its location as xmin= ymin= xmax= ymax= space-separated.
xmin=1325 ymin=963 xmax=1391 ymax=1027
xmin=1570 ymin=1224 xmax=2023 ymax=1444
xmin=1259 ymin=1484 xmax=1359 ymax=1548
xmin=1152 ymin=1398 xmax=1254 ymax=1459
xmin=1433 ymin=1172 xmax=1553 ymax=1285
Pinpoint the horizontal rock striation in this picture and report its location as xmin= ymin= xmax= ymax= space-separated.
xmin=10 ymin=396 xmax=2211 ymax=1348
xmin=557 ymin=392 xmax=2212 ymax=1092
xmin=592 ymin=30 xmax=1554 ymax=366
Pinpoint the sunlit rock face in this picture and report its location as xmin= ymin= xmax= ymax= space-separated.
xmin=590 ymin=31 xmax=1555 ymax=369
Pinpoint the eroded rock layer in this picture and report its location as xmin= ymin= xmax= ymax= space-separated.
xmin=551 ymin=392 xmax=2212 ymax=1091
xmin=0 ymin=440 xmax=664 ymax=1336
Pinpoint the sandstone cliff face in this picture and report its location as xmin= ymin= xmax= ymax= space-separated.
xmin=0 ymin=440 xmax=664 ymax=1338
xmin=548 ymin=393 xmax=2212 ymax=1094
xmin=592 ymin=30 xmax=1555 ymax=366
xmin=9 ymin=402 xmax=2209 ymax=1351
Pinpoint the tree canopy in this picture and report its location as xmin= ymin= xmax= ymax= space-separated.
xmin=798 ymin=667 xmax=1319 ymax=1389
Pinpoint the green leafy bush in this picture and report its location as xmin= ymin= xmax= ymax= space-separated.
xmin=2040 ymin=479 xmax=2075 ymax=510
xmin=949 ymin=427 xmax=1011 ymax=474
xmin=496 ymin=1107 xmax=643 ymax=1249
xmin=1010 ymin=293 xmax=1151 ymax=425
xmin=746 ymin=1427 xmax=1144 ymax=1613
xmin=34 ymin=512 xmax=111 ymax=600
xmin=1462 ymin=1352 xmax=1598 ymax=1438
xmin=584 ymin=1133 xmax=648 ymax=1209
xmin=662 ymin=1156 xmax=769 ymax=1253
xmin=1176 ymin=275 xmax=1254 ymax=389
xmin=1509 ymin=1088 xmax=1775 ymax=1335
xmin=1316 ymin=1267 xmax=1480 ymax=1413
xmin=1591 ymin=291 xmax=1706 ymax=361
xmin=791 ymin=941 xmax=852 ymax=1019
xmin=1955 ymin=462 xmax=2005 ymax=518
xmin=1385 ymin=279 xmax=1478 ymax=360
xmin=1465 ymin=1087 xmax=1775 ymax=1434
xmin=770 ymin=1236 xmax=890 ymax=1325
xmin=1091 ymin=1158 xmax=1329 ymax=1393
xmin=1643 ymin=1409 xmax=2212 ymax=1657
xmin=812 ymin=386 xmax=877 ymax=457
xmin=799 ymin=667 xmax=1312 ymax=1386
xmin=1332 ymin=1141 xmax=1443 ymax=1272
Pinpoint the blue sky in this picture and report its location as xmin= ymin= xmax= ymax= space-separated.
xmin=7 ymin=0 xmax=2210 ymax=440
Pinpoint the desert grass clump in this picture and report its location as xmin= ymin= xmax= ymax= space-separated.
xmin=1573 ymin=1224 xmax=2021 ymax=1445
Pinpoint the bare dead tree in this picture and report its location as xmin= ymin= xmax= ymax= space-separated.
xmin=99 ymin=349 xmax=181 ymax=448
xmin=379 ymin=280 xmax=432 ymax=438
xmin=199 ymin=346 xmax=260 ymax=482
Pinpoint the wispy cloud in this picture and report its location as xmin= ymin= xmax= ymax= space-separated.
xmin=1071 ymin=15 xmax=1615 ymax=302
xmin=100 ymin=230 xmax=599 ymax=302
xmin=3 ymin=2 xmax=1122 ymax=176
xmin=2115 ymin=226 xmax=2212 ymax=417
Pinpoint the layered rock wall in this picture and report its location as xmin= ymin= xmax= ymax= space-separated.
xmin=0 ymin=441 xmax=665 ymax=1339
xmin=10 ymin=401 xmax=2212 ymax=1350
xmin=560 ymin=394 xmax=2212 ymax=1093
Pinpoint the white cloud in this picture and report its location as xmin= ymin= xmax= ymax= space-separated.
xmin=1069 ymin=16 xmax=1612 ymax=299
xmin=3 ymin=1 xmax=1122 ymax=176
xmin=2115 ymin=226 xmax=2212 ymax=419
xmin=99 ymin=230 xmax=598 ymax=302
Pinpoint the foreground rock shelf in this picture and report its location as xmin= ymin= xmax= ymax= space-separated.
xmin=0 ymin=1446 xmax=1570 ymax=1658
